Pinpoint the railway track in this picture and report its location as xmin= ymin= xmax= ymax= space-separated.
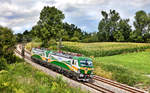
xmin=83 ymin=83 xmax=114 ymax=93
xmin=15 ymin=45 xmax=147 ymax=93
xmin=93 ymin=76 xmax=146 ymax=93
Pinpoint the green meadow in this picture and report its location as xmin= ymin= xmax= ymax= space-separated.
xmin=94 ymin=52 xmax=150 ymax=74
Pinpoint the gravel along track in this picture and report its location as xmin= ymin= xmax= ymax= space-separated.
xmin=15 ymin=45 xmax=148 ymax=93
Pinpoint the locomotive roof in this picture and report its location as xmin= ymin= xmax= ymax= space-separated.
xmin=32 ymin=48 xmax=92 ymax=60
xmin=73 ymin=56 xmax=92 ymax=61
xmin=47 ymin=50 xmax=92 ymax=60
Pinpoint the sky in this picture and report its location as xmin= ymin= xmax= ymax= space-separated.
xmin=0 ymin=0 xmax=150 ymax=33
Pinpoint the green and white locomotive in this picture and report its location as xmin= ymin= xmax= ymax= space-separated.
xmin=31 ymin=48 xmax=94 ymax=81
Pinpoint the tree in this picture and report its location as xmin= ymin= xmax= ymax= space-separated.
xmin=98 ymin=10 xmax=120 ymax=42
xmin=34 ymin=6 xmax=65 ymax=47
xmin=63 ymin=23 xmax=83 ymax=41
xmin=114 ymin=31 xmax=124 ymax=42
xmin=114 ymin=19 xmax=132 ymax=41
xmin=98 ymin=10 xmax=133 ymax=42
xmin=0 ymin=26 xmax=16 ymax=64
xmin=132 ymin=10 xmax=150 ymax=42
xmin=16 ymin=33 xmax=23 ymax=42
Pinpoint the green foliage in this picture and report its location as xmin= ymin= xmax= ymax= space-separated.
xmin=15 ymin=33 xmax=23 ymax=42
xmin=48 ymin=39 xmax=57 ymax=50
xmin=129 ymin=31 xmax=144 ymax=42
xmin=113 ymin=31 xmax=124 ymax=42
xmin=15 ymin=30 xmax=32 ymax=43
xmin=48 ymin=39 xmax=57 ymax=46
xmin=98 ymin=10 xmax=121 ymax=42
xmin=32 ymin=6 xmax=65 ymax=47
xmin=85 ymin=32 xmax=99 ymax=42
xmin=32 ymin=37 xmax=42 ymax=42
xmin=115 ymin=19 xmax=131 ymax=41
xmin=0 ymin=26 xmax=16 ymax=66
xmin=97 ymin=9 xmax=150 ymax=43
xmin=98 ymin=10 xmax=132 ymax=42
xmin=0 ymin=62 xmax=85 ymax=93
xmin=63 ymin=23 xmax=84 ymax=41
xmin=0 ymin=57 xmax=7 ymax=70
xmin=71 ymin=37 xmax=79 ymax=42
xmin=101 ymin=63 xmax=140 ymax=86
xmin=131 ymin=10 xmax=150 ymax=42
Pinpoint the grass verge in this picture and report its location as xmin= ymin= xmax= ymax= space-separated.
xmin=0 ymin=62 xmax=85 ymax=93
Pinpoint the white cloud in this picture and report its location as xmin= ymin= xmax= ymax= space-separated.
xmin=0 ymin=0 xmax=150 ymax=33
xmin=129 ymin=0 xmax=150 ymax=7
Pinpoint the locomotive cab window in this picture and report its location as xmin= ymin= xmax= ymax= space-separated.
xmin=80 ymin=60 xmax=93 ymax=67
xmin=72 ymin=60 xmax=75 ymax=65
xmin=72 ymin=60 xmax=77 ymax=65
xmin=74 ymin=60 xmax=78 ymax=65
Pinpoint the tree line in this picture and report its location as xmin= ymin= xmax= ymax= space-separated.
xmin=16 ymin=6 xmax=150 ymax=47
xmin=98 ymin=10 xmax=150 ymax=42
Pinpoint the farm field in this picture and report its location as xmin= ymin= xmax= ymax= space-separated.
xmin=62 ymin=42 xmax=150 ymax=57
xmin=0 ymin=62 xmax=84 ymax=93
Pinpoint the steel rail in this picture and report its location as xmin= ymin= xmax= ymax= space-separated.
xmin=93 ymin=76 xmax=146 ymax=93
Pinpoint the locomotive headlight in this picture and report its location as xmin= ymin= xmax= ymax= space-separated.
xmin=80 ymin=74 xmax=84 ymax=77
xmin=91 ymin=71 xmax=93 ymax=74
xmin=77 ymin=69 xmax=80 ymax=73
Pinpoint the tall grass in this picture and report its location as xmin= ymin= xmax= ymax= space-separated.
xmin=62 ymin=42 xmax=150 ymax=57
xmin=0 ymin=62 xmax=85 ymax=93
xmin=93 ymin=61 xmax=150 ymax=87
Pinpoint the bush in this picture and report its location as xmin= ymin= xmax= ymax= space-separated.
xmin=71 ymin=37 xmax=79 ymax=42
xmin=48 ymin=39 xmax=57 ymax=46
xmin=0 ymin=58 xmax=7 ymax=70
xmin=62 ymin=36 xmax=69 ymax=41
xmin=101 ymin=63 xmax=141 ymax=86
xmin=32 ymin=37 xmax=42 ymax=42
xmin=94 ymin=67 xmax=112 ymax=79
xmin=81 ymin=38 xmax=90 ymax=43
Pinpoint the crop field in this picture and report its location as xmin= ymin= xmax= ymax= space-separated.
xmin=62 ymin=42 xmax=150 ymax=57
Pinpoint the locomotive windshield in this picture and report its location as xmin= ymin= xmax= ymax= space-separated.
xmin=80 ymin=60 xmax=93 ymax=67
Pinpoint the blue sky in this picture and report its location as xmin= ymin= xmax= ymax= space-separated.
xmin=0 ymin=0 xmax=150 ymax=33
